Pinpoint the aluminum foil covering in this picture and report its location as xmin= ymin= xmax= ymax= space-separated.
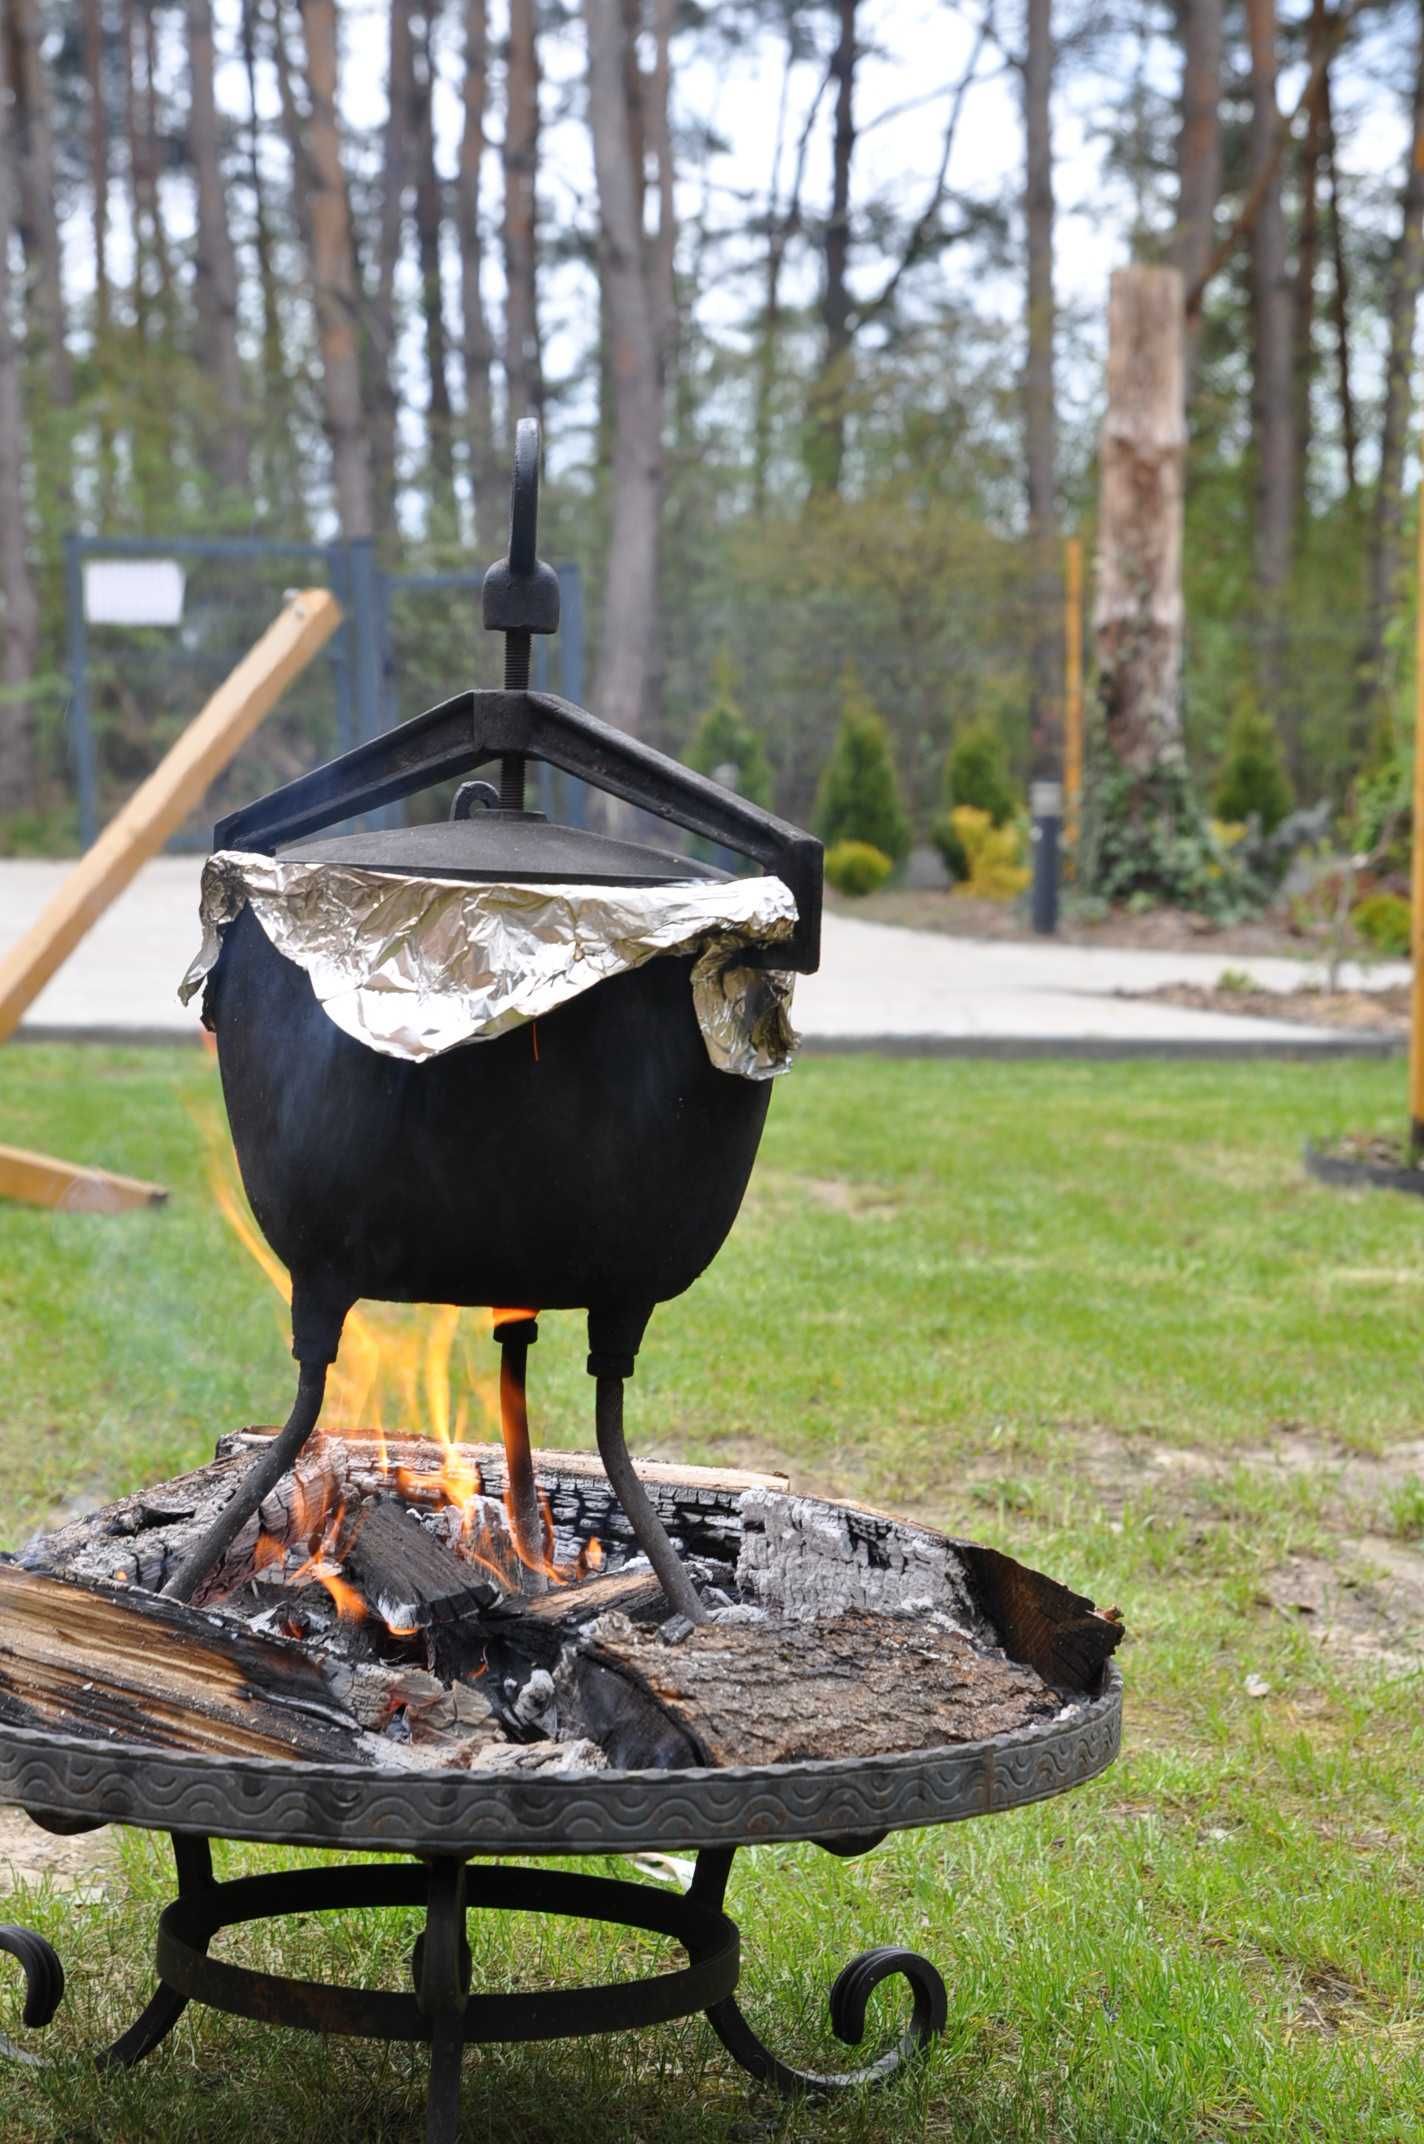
xmin=179 ymin=849 xmax=799 ymax=1079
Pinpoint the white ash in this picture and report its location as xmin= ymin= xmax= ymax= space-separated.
xmin=737 ymin=1490 xmax=988 ymax=1637
xmin=510 ymin=1667 xmax=557 ymax=1734
xmin=466 ymin=1736 xmax=608 ymax=1776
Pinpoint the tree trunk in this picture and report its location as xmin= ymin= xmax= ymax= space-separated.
xmin=1094 ymin=266 xmax=1187 ymax=774
xmin=83 ymin=0 xmax=117 ymax=521
xmin=0 ymin=129 xmax=39 ymax=818
xmin=188 ymin=0 xmax=251 ymax=493
xmin=2 ymin=0 xmax=71 ymax=403
xmin=583 ymin=0 xmax=668 ymax=747
xmin=241 ymin=0 xmax=304 ymax=530
xmin=123 ymin=0 xmax=176 ymax=340
xmin=1364 ymin=0 xmax=1424 ymax=705
xmin=271 ymin=0 xmax=314 ymax=259
xmin=1293 ymin=0 xmax=1330 ymax=506
xmin=505 ymin=0 xmax=543 ymax=429
xmin=297 ymin=0 xmax=373 ymax=537
xmin=1323 ymin=74 xmax=1358 ymax=503
xmin=1245 ymin=0 xmax=1294 ymax=681
xmin=370 ymin=0 xmax=414 ymax=528
xmin=1024 ymin=0 xmax=1061 ymax=777
xmin=804 ymin=0 xmax=857 ymax=495
xmin=414 ymin=4 xmax=457 ymax=534
xmin=83 ymin=0 xmax=111 ymax=341
xmin=1173 ymin=0 xmax=1221 ymax=395
xmin=456 ymin=0 xmax=499 ymax=553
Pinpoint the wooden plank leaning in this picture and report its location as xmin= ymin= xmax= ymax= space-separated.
xmin=0 ymin=587 xmax=343 ymax=1210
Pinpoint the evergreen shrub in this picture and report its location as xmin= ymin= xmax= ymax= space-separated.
xmin=824 ymin=839 xmax=894 ymax=897
xmin=814 ymin=671 xmax=910 ymax=864
xmin=1214 ymin=692 xmax=1294 ymax=833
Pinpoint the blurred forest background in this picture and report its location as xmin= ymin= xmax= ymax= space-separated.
xmin=0 ymin=0 xmax=1422 ymax=901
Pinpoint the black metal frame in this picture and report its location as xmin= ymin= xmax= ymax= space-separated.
xmin=2 ymin=1833 xmax=946 ymax=2142
xmin=213 ymin=685 xmax=823 ymax=977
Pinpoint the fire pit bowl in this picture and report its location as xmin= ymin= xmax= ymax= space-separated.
xmin=0 ymin=1469 xmax=1122 ymax=2135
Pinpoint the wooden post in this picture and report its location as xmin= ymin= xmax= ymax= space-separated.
xmin=1410 ymin=484 xmax=1424 ymax=1155
xmin=1094 ymin=266 xmax=1187 ymax=773
xmin=1063 ymin=533 xmax=1084 ymax=845
xmin=0 ymin=588 xmax=341 ymax=1047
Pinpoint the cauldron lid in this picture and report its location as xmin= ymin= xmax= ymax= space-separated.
xmin=277 ymin=810 xmax=729 ymax=888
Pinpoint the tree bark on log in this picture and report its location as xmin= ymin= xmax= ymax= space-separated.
xmin=566 ymin=1612 xmax=1067 ymax=1769
xmin=1094 ymin=265 xmax=1187 ymax=774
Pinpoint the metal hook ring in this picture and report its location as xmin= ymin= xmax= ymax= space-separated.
xmin=508 ymin=418 xmax=540 ymax=578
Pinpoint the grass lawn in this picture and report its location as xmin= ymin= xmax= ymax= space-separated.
xmin=1 ymin=1043 xmax=1421 ymax=2141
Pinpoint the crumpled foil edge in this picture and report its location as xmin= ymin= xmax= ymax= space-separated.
xmin=179 ymin=849 xmax=800 ymax=1080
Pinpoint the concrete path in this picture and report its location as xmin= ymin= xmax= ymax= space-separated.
xmin=0 ymin=857 xmax=1406 ymax=1058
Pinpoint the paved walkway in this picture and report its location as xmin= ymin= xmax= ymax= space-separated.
xmin=0 ymin=857 xmax=1406 ymax=1058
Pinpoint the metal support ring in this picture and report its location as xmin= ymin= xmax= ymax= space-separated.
xmin=153 ymin=1859 xmax=740 ymax=2044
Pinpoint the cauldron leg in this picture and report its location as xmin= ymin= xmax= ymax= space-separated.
xmin=161 ymin=1362 xmax=328 ymax=1603
xmin=494 ymin=1316 xmax=548 ymax=1597
xmin=594 ymin=1376 xmax=707 ymax=1625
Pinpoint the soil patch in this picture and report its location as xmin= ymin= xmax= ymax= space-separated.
xmin=1256 ymin=1539 xmax=1424 ymax=1673
xmin=832 ymin=889 xmax=1325 ymax=959
xmin=1126 ymin=984 xmax=1408 ymax=1035
xmin=0 ymin=1806 xmax=116 ymax=1895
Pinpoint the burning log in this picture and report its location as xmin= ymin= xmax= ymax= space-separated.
xmin=0 ymin=1563 xmax=366 ymax=1763
xmin=338 ymin=1497 xmax=498 ymax=1634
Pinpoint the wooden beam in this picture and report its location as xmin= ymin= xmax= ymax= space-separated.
xmin=0 ymin=588 xmax=342 ymax=1046
xmin=0 ymin=1142 xmax=168 ymax=1212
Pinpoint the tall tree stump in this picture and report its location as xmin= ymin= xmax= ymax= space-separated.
xmin=1094 ymin=266 xmax=1187 ymax=774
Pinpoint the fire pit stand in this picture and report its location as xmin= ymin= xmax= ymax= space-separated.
xmin=0 ymin=1703 xmax=1118 ymax=2139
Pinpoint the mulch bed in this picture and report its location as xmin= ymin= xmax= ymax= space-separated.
xmin=1127 ymin=983 xmax=1409 ymax=1034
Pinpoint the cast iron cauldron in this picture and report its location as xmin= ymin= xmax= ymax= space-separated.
xmin=203 ymin=426 xmax=822 ymax=1377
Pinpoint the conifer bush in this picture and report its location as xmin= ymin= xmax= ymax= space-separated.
xmin=1214 ymin=691 xmax=1294 ymax=833
xmin=813 ymin=670 xmax=910 ymax=864
xmin=686 ymin=654 xmax=772 ymax=810
xmin=824 ymin=839 xmax=894 ymax=896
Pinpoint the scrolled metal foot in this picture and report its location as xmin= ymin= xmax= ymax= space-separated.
xmin=693 ymin=1846 xmax=946 ymax=2096
xmin=1 ymin=1833 xmax=209 ymax=2074
xmin=0 ymin=1924 xmax=65 ymax=2063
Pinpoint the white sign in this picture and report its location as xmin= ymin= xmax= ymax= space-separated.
xmin=83 ymin=558 xmax=186 ymax=627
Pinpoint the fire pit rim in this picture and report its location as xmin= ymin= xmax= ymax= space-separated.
xmin=0 ymin=1668 xmax=1120 ymax=1857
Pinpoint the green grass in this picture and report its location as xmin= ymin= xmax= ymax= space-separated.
xmin=2 ymin=1046 xmax=1423 ymax=2141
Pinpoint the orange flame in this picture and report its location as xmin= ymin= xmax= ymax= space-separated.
xmin=200 ymin=1099 xmax=600 ymax=1601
